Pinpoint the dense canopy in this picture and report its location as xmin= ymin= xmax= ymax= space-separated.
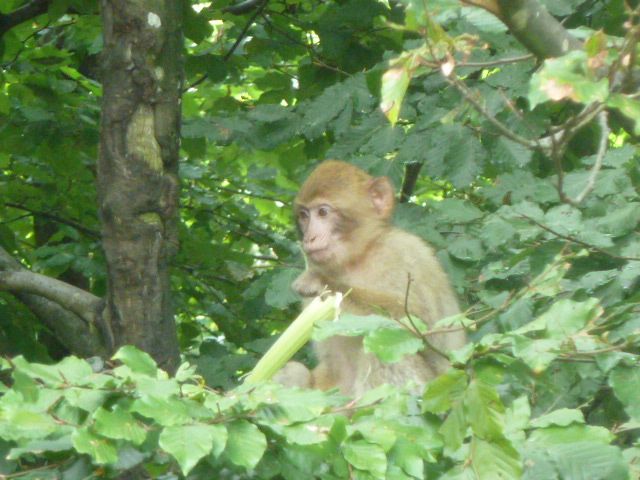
xmin=0 ymin=0 xmax=639 ymax=478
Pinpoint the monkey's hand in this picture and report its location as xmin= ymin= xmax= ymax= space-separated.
xmin=273 ymin=361 xmax=312 ymax=388
xmin=292 ymin=270 xmax=325 ymax=298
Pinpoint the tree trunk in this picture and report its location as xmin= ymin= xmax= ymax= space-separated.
xmin=98 ymin=0 xmax=182 ymax=372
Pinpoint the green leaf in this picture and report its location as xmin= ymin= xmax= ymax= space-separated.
xmin=13 ymin=356 xmax=93 ymax=386
xmin=511 ymin=336 xmax=562 ymax=373
xmin=442 ymin=130 xmax=481 ymax=188
xmin=389 ymin=439 xmax=425 ymax=478
xmin=480 ymin=216 xmax=517 ymax=250
xmin=8 ymin=436 xmax=73 ymax=460
xmin=343 ymin=440 xmax=387 ymax=479
xmin=470 ymin=437 xmax=522 ymax=479
xmin=608 ymin=94 xmax=640 ymax=134
xmin=447 ymin=237 xmax=484 ymax=262
xmin=551 ymin=442 xmax=628 ymax=480
xmin=72 ymin=428 xmax=118 ymax=465
xmin=544 ymin=299 xmax=601 ymax=337
xmin=439 ymin=403 xmax=467 ymax=451
xmin=381 ymin=66 xmax=410 ymax=126
xmin=279 ymin=422 xmax=330 ymax=445
xmin=314 ymin=314 xmax=393 ymax=341
xmin=594 ymin=202 xmax=640 ymax=237
xmin=204 ymin=54 xmax=228 ymax=83
xmin=265 ymin=268 xmax=300 ymax=308
xmin=363 ymin=327 xmax=423 ymax=363
xmin=529 ymin=51 xmax=609 ymax=108
xmin=544 ymin=204 xmax=582 ymax=235
xmin=278 ymin=415 xmax=334 ymax=445
xmin=423 ymin=369 xmax=467 ymax=414
xmin=268 ymin=388 xmax=331 ymax=422
xmin=0 ymin=407 xmax=58 ymax=441
xmin=224 ymin=420 xmax=267 ymax=470
xmin=529 ymin=424 xmax=613 ymax=445
xmin=64 ymin=387 xmax=110 ymax=412
xmin=135 ymin=376 xmax=181 ymax=397
xmin=184 ymin=7 xmax=213 ymax=43
xmin=515 ymin=299 xmax=600 ymax=337
xmin=301 ymin=83 xmax=351 ymax=139
xmin=350 ymin=419 xmax=397 ymax=452
xmin=493 ymin=136 xmax=532 ymax=167
xmin=112 ymin=346 xmax=158 ymax=377
xmin=94 ymin=406 xmax=147 ymax=445
xmin=609 ymin=366 xmax=640 ymax=421
xmin=130 ymin=395 xmax=192 ymax=426
xmin=465 ymin=378 xmax=505 ymax=440
xmin=522 ymin=445 xmax=559 ymax=480
xmin=159 ymin=423 xmax=227 ymax=476
xmin=504 ymin=396 xmax=531 ymax=441
xmin=530 ymin=409 xmax=585 ymax=428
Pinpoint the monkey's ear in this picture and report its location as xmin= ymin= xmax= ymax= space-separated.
xmin=368 ymin=177 xmax=395 ymax=218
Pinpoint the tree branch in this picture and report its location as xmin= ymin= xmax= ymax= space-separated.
xmin=5 ymin=202 xmax=100 ymax=239
xmin=0 ymin=245 xmax=106 ymax=356
xmin=519 ymin=214 xmax=640 ymax=262
xmin=443 ymin=72 xmax=538 ymax=149
xmin=463 ymin=0 xmax=582 ymax=59
xmin=0 ymin=0 xmax=51 ymax=38
xmin=223 ymin=0 xmax=264 ymax=15
xmin=224 ymin=0 xmax=269 ymax=60
xmin=399 ymin=162 xmax=423 ymax=203
xmin=572 ymin=111 xmax=609 ymax=204
xmin=0 ymin=270 xmax=101 ymax=324
xmin=463 ymin=0 xmax=639 ymax=140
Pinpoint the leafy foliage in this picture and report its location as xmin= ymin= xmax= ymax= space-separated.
xmin=1 ymin=0 xmax=639 ymax=478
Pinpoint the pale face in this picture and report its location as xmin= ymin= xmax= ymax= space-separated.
xmin=296 ymin=202 xmax=348 ymax=267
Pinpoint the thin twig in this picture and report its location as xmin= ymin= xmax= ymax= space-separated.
xmin=5 ymin=202 xmax=100 ymax=239
xmin=443 ymin=73 xmax=539 ymax=149
xmin=401 ymin=273 xmax=449 ymax=359
xmin=224 ymin=0 xmax=269 ymax=61
xmin=216 ymin=185 xmax=290 ymax=204
xmin=420 ymin=53 xmax=534 ymax=70
xmin=550 ymin=125 xmax=568 ymax=203
xmin=457 ymin=53 xmax=535 ymax=68
xmin=0 ymin=0 xmax=50 ymax=38
xmin=539 ymin=103 xmax=605 ymax=151
xmin=573 ymin=111 xmax=609 ymax=204
xmin=520 ymin=214 xmax=640 ymax=262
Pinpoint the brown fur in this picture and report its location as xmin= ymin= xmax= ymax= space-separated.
xmin=278 ymin=160 xmax=466 ymax=396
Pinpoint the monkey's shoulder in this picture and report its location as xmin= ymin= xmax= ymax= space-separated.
xmin=379 ymin=228 xmax=437 ymax=262
xmin=340 ymin=228 xmax=441 ymax=285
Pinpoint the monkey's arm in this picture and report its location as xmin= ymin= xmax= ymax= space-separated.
xmin=293 ymin=270 xmax=407 ymax=318
xmin=274 ymin=360 xmax=342 ymax=391
xmin=342 ymin=286 xmax=407 ymax=318
xmin=273 ymin=361 xmax=312 ymax=388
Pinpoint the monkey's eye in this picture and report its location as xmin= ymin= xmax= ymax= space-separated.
xmin=298 ymin=210 xmax=309 ymax=221
xmin=317 ymin=206 xmax=330 ymax=217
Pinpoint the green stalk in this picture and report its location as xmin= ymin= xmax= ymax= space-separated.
xmin=244 ymin=293 xmax=342 ymax=384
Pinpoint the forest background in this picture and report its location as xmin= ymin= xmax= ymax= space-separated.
xmin=0 ymin=0 xmax=639 ymax=478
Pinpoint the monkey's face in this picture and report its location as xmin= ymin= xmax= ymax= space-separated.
xmin=296 ymin=202 xmax=348 ymax=267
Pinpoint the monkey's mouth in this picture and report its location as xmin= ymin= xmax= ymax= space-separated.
xmin=307 ymin=248 xmax=331 ymax=263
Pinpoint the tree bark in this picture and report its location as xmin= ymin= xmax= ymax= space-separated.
xmin=399 ymin=163 xmax=423 ymax=203
xmin=98 ymin=0 xmax=182 ymax=372
xmin=495 ymin=0 xmax=582 ymax=59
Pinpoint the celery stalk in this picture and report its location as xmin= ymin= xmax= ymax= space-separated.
xmin=244 ymin=293 xmax=341 ymax=384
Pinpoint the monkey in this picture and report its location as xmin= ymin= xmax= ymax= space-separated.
xmin=274 ymin=160 xmax=466 ymax=397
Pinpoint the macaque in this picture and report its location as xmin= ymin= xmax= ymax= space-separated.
xmin=277 ymin=160 xmax=466 ymax=397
